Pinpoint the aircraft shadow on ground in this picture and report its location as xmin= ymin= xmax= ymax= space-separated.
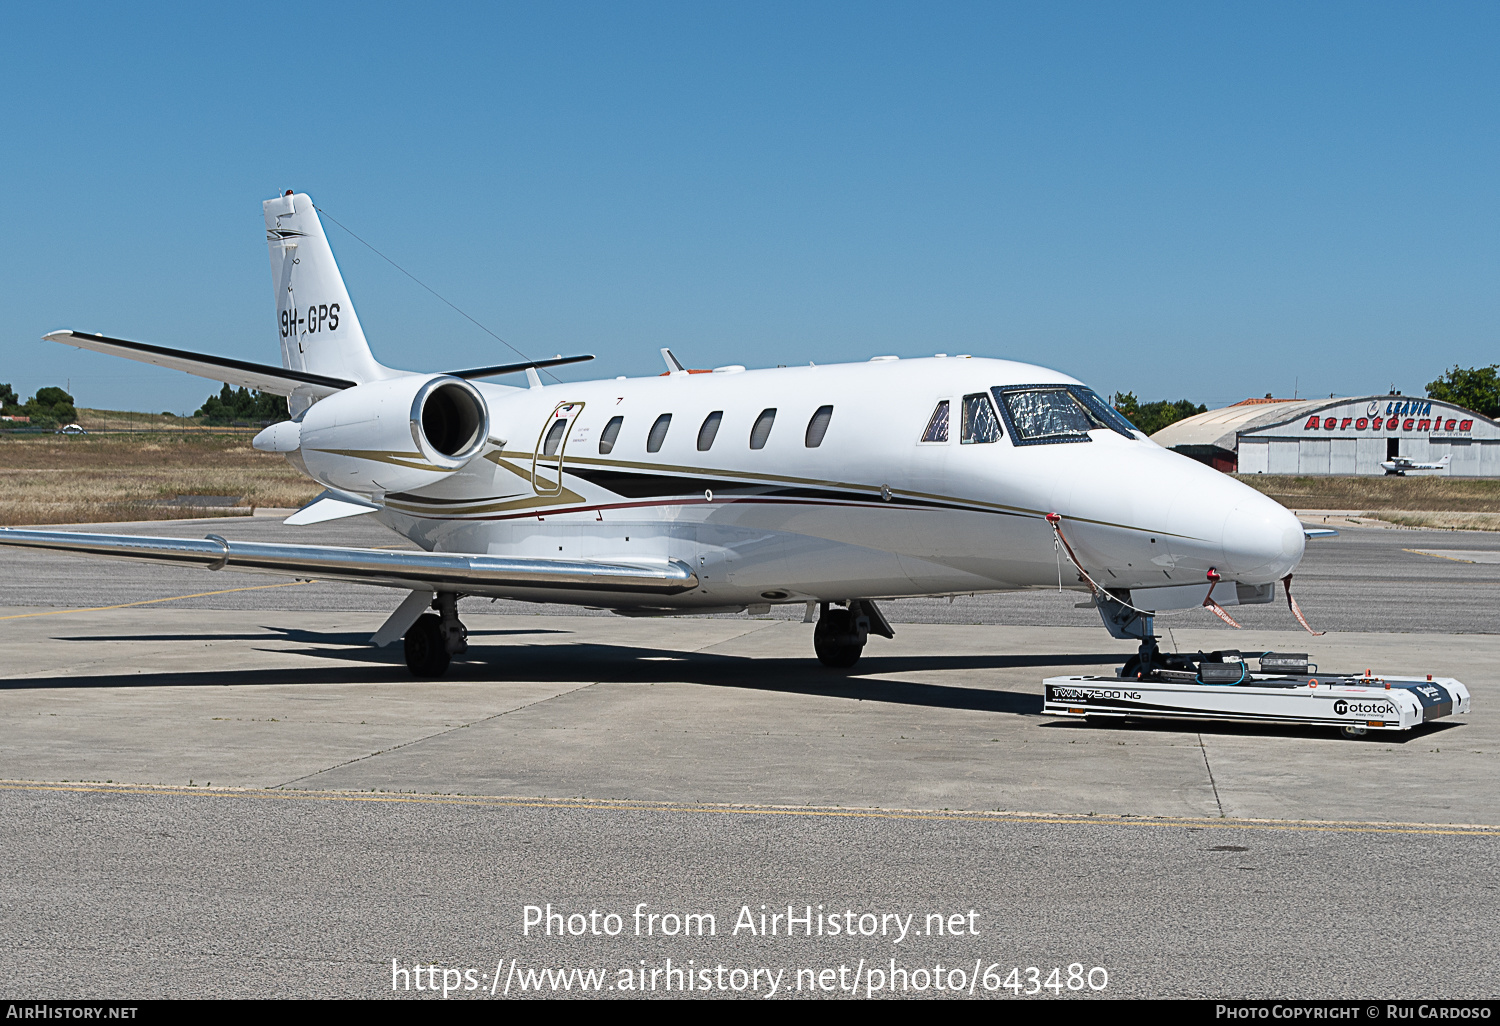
xmin=11 ymin=632 xmax=1133 ymax=715
xmin=55 ymin=627 xmax=574 ymax=646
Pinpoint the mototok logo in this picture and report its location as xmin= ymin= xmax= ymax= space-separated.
xmin=1334 ymin=699 xmax=1394 ymax=716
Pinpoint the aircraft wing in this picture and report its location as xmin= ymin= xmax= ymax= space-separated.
xmin=0 ymin=528 xmax=700 ymax=596
xmin=45 ymin=331 xmax=355 ymax=397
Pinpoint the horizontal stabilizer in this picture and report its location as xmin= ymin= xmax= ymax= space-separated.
xmin=447 ymin=354 xmax=594 ymax=380
xmin=44 ymin=331 xmax=355 ymax=397
xmin=0 ymin=528 xmax=699 ymax=596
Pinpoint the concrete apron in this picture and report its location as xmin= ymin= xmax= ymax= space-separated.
xmin=0 ymin=608 xmax=1493 ymax=825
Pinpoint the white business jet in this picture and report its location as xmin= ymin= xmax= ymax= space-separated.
xmin=0 ymin=192 xmax=1310 ymax=677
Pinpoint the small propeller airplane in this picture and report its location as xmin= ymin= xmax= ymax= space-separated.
xmin=1380 ymin=453 xmax=1451 ymax=476
xmin=0 ymin=192 xmax=1317 ymax=678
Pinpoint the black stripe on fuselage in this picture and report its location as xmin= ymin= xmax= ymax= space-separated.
xmin=563 ymin=466 xmax=969 ymax=513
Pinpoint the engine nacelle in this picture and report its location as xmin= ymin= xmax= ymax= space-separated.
xmin=293 ymin=375 xmax=489 ymax=495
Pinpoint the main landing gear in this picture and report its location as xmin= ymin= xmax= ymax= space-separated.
xmin=404 ymin=592 xmax=467 ymax=677
xmin=813 ymin=600 xmax=894 ymax=668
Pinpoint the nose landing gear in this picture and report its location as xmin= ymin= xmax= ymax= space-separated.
xmin=1095 ymin=589 xmax=1198 ymax=679
xmin=403 ymin=592 xmax=468 ymax=677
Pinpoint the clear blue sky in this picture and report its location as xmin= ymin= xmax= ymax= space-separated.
xmin=2 ymin=1 xmax=1495 ymax=414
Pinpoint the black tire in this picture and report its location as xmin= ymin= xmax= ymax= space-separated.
xmin=404 ymin=613 xmax=451 ymax=678
xmin=814 ymin=608 xmax=864 ymax=668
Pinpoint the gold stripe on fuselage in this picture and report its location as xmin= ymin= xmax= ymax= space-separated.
xmin=310 ymin=448 xmax=457 ymax=473
xmin=377 ymin=448 xmax=1197 ymax=539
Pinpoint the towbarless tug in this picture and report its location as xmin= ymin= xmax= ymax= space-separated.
xmin=1044 ymin=652 xmax=1470 ymax=738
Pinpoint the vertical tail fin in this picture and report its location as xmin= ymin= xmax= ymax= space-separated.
xmin=264 ymin=192 xmax=390 ymax=388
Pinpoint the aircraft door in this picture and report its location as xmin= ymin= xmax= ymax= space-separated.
xmin=532 ymin=401 xmax=584 ymax=496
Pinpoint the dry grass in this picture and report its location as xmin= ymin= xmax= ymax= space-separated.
xmin=1368 ymin=511 xmax=1500 ymax=532
xmin=1237 ymin=474 xmax=1500 ymax=513
xmin=0 ymin=434 xmax=320 ymax=526
xmin=74 ymin=407 xmax=217 ymax=431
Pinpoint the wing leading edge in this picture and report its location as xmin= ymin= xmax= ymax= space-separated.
xmin=0 ymin=529 xmax=699 ymax=596
xmin=45 ymin=331 xmax=356 ymax=397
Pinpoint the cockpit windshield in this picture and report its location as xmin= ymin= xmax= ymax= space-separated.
xmin=992 ymin=385 xmax=1138 ymax=445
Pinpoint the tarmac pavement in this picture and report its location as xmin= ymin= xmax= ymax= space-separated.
xmin=1 ymin=516 xmax=1497 ymax=999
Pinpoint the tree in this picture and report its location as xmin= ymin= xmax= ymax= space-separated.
xmin=1426 ymin=365 xmax=1500 ymax=420
xmin=195 ymin=384 xmax=287 ymax=423
xmin=23 ymin=386 xmax=77 ymax=426
xmin=1111 ymin=392 xmax=1206 ymax=436
xmin=0 ymin=383 xmax=17 ymax=410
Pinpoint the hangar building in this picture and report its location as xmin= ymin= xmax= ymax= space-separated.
xmin=1151 ymin=395 xmax=1500 ymax=476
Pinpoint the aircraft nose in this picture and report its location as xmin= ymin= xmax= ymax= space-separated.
xmin=1219 ymin=493 xmax=1305 ymax=583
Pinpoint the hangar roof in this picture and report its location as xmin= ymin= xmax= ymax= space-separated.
xmin=1149 ymin=399 xmax=1327 ymax=452
xmin=1151 ymin=395 xmax=1497 ymax=452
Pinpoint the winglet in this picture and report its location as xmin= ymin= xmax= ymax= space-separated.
xmin=661 ymin=348 xmax=686 ymax=374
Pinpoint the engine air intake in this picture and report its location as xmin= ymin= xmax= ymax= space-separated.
xmin=421 ymin=381 xmax=486 ymax=458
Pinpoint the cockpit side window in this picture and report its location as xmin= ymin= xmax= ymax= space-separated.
xmin=993 ymin=385 xmax=1131 ymax=445
xmin=920 ymin=400 xmax=950 ymax=442
xmin=1072 ymin=387 xmax=1139 ymax=438
xmin=960 ymin=393 xmax=1002 ymax=444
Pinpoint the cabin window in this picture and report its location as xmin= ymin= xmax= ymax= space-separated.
xmin=542 ymin=418 xmax=569 ymax=456
xmin=599 ymin=415 xmax=623 ymax=455
xmin=995 ymin=387 xmax=1103 ymax=445
xmin=697 ymin=411 xmax=723 ymax=451
xmin=805 ymin=405 xmax=833 ymax=448
xmin=960 ymin=393 xmax=1002 ymax=444
xmin=920 ymin=400 xmax=950 ymax=442
xmin=749 ymin=408 xmax=776 ymax=450
xmin=646 ymin=413 xmax=672 ymax=453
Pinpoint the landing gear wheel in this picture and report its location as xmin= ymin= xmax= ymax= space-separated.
xmin=1340 ymin=724 xmax=1368 ymax=738
xmin=404 ymin=613 xmax=451 ymax=678
xmin=814 ymin=608 xmax=864 ymax=668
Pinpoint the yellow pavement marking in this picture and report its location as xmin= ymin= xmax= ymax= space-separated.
xmin=1 ymin=781 xmax=1495 ymax=838
xmin=1405 ymin=549 xmax=1476 ymax=563
xmin=0 ymin=580 xmax=313 ymax=620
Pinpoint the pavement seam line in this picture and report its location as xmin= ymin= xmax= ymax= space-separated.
xmin=3 ymin=780 xmax=1497 ymax=837
xmin=269 ymin=682 xmax=601 ymax=788
xmin=0 ymin=580 xmax=313 ymax=622
xmin=1404 ymin=549 xmax=1478 ymax=564
xmin=265 ymin=620 xmax=784 ymax=787
xmin=687 ymin=618 xmax=786 ymax=657
xmin=281 ymin=618 xmax=795 ymax=786
xmin=1199 ymin=732 xmax=1225 ymax=818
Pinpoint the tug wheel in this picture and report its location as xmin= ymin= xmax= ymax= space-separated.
xmin=1119 ymin=654 xmax=1158 ymax=679
xmin=814 ymin=608 xmax=864 ymax=668
xmin=404 ymin=613 xmax=451 ymax=678
xmin=1340 ymin=724 xmax=1368 ymax=739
